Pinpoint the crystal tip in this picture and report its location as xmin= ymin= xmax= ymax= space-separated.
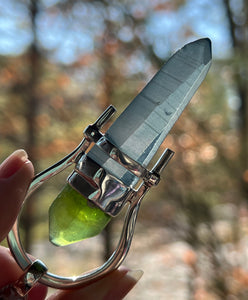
xmin=183 ymin=38 xmax=212 ymax=65
xmin=197 ymin=38 xmax=212 ymax=64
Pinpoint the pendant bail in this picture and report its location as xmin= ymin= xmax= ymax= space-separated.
xmin=0 ymin=260 xmax=47 ymax=299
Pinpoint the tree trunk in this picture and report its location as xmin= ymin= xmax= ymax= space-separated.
xmin=223 ymin=0 xmax=248 ymax=197
xmin=22 ymin=0 xmax=41 ymax=252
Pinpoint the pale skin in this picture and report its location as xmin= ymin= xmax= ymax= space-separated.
xmin=0 ymin=150 xmax=143 ymax=299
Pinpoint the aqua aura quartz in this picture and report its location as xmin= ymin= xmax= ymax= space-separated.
xmin=49 ymin=184 xmax=111 ymax=246
xmin=49 ymin=39 xmax=212 ymax=247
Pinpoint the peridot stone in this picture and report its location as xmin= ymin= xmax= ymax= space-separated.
xmin=49 ymin=184 xmax=111 ymax=246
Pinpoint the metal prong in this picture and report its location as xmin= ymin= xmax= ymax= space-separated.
xmin=84 ymin=105 xmax=116 ymax=142
xmin=14 ymin=260 xmax=47 ymax=297
xmin=152 ymin=148 xmax=175 ymax=175
xmin=94 ymin=105 xmax=116 ymax=129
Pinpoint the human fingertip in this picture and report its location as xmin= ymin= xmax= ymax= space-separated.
xmin=126 ymin=269 xmax=144 ymax=283
xmin=103 ymin=269 xmax=143 ymax=299
xmin=0 ymin=150 xmax=34 ymax=242
xmin=0 ymin=149 xmax=31 ymax=179
xmin=28 ymin=283 xmax=48 ymax=300
xmin=46 ymin=267 xmax=143 ymax=300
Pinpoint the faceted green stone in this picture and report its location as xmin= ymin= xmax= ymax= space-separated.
xmin=49 ymin=183 xmax=111 ymax=246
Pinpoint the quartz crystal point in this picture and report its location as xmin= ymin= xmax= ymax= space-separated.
xmin=48 ymin=38 xmax=212 ymax=247
xmin=49 ymin=184 xmax=111 ymax=246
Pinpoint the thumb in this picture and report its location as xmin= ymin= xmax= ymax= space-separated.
xmin=0 ymin=150 xmax=34 ymax=242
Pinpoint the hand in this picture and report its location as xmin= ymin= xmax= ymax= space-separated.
xmin=0 ymin=150 xmax=143 ymax=299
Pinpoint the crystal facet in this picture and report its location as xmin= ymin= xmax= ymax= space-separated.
xmin=48 ymin=39 xmax=212 ymax=247
xmin=49 ymin=184 xmax=111 ymax=246
xmin=88 ymin=38 xmax=212 ymax=187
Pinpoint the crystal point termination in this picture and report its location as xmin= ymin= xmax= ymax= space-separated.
xmin=48 ymin=38 xmax=212 ymax=246
xmin=49 ymin=184 xmax=111 ymax=246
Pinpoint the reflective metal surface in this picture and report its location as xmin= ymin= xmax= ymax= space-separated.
xmin=68 ymin=155 xmax=131 ymax=217
xmin=69 ymin=144 xmax=174 ymax=216
xmin=0 ymin=260 xmax=47 ymax=299
xmin=7 ymin=106 xmax=174 ymax=288
xmin=14 ymin=260 xmax=48 ymax=297
xmin=97 ymin=137 xmax=149 ymax=178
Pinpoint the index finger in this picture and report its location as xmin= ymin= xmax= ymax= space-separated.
xmin=0 ymin=150 xmax=34 ymax=242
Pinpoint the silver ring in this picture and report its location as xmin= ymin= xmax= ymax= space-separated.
xmin=7 ymin=105 xmax=174 ymax=290
xmin=7 ymin=139 xmax=142 ymax=289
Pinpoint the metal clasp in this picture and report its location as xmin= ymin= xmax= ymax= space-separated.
xmin=69 ymin=114 xmax=175 ymax=216
xmin=0 ymin=260 xmax=47 ymax=299
xmin=68 ymin=145 xmax=174 ymax=216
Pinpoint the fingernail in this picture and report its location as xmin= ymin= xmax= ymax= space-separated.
xmin=126 ymin=269 xmax=144 ymax=282
xmin=0 ymin=150 xmax=29 ymax=179
xmin=104 ymin=269 xmax=143 ymax=299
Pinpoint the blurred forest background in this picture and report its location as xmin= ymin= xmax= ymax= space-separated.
xmin=0 ymin=0 xmax=248 ymax=299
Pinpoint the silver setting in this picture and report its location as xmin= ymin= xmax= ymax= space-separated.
xmin=97 ymin=137 xmax=149 ymax=178
xmin=7 ymin=106 xmax=174 ymax=290
xmin=0 ymin=259 xmax=48 ymax=299
xmin=68 ymin=131 xmax=174 ymax=216
xmin=14 ymin=260 xmax=48 ymax=297
xmin=68 ymin=155 xmax=131 ymax=217
xmin=64 ymin=105 xmax=174 ymax=217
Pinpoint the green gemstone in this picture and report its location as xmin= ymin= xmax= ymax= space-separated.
xmin=49 ymin=183 xmax=111 ymax=246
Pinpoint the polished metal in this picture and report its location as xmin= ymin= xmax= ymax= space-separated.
xmin=68 ymin=136 xmax=174 ymax=216
xmin=14 ymin=260 xmax=48 ymax=297
xmin=0 ymin=260 xmax=47 ymax=299
xmin=68 ymin=147 xmax=174 ymax=217
xmin=7 ymin=107 xmax=174 ymax=289
xmin=68 ymin=155 xmax=132 ymax=217
xmin=97 ymin=137 xmax=149 ymax=178
xmin=84 ymin=105 xmax=116 ymax=143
